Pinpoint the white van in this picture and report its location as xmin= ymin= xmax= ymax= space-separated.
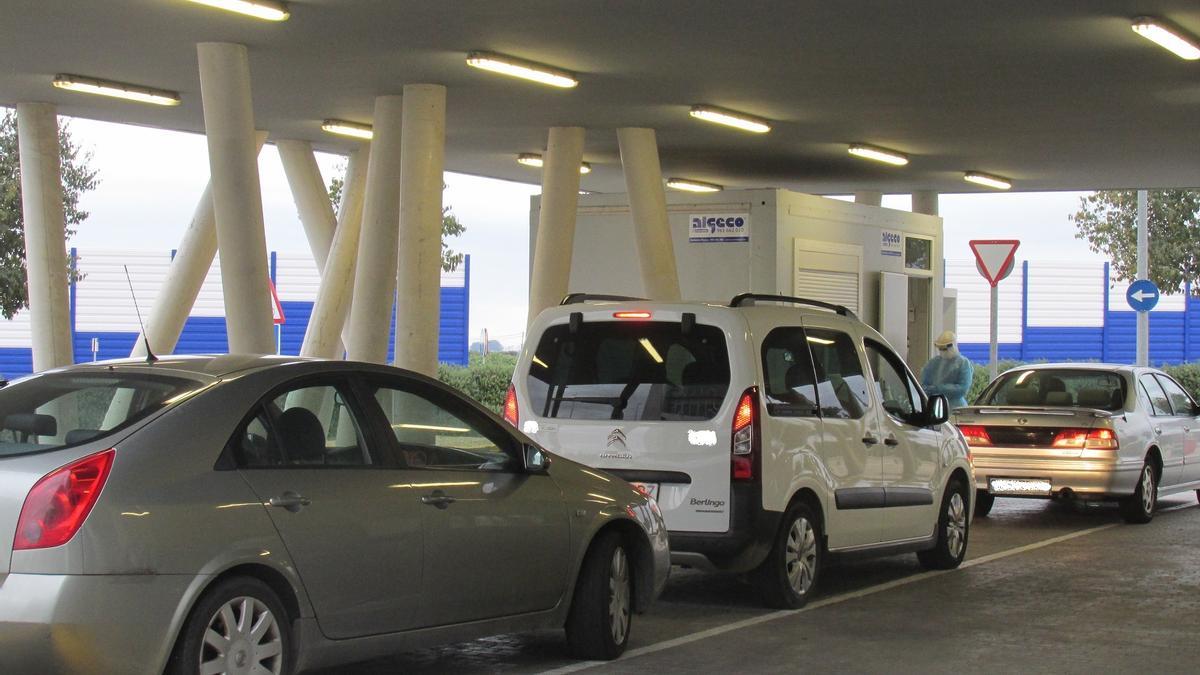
xmin=508 ymin=294 xmax=974 ymax=608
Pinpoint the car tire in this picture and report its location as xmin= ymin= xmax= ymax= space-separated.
xmin=974 ymin=490 xmax=995 ymax=518
xmin=917 ymin=478 xmax=970 ymax=570
xmin=751 ymin=502 xmax=823 ymax=609
xmin=1119 ymin=460 xmax=1157 ymax=524
xmin=166 ymin=576 xmax=293 ymax=675
xmin=565 ymin=530 xmax=632 ymax=661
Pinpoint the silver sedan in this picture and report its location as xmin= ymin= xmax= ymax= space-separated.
xmin=954 ymin=363 xmax=1200 ymax=523
xmin=0 ymin=355 xmax=669 ymax=674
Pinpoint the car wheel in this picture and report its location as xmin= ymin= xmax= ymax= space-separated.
xmin=166 ymin=577 xmax=292 ymax=675
xmin=565 ymin=530 xmax=632 ymax=660
xmin=974 ymin=490 xmax=995 ymax=518
xmin=917 ymin=478 xmax=970 ymax=570
xmin=751 ymin=502 xmax=822 ymax=609
xmin=1120 ymin=460 xmax=1157 ymax=524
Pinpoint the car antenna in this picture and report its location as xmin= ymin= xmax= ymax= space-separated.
xmin=123 ymin=265 xmax=157 ymax=364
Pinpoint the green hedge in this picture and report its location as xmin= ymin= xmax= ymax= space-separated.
xmin=437 ymin=352 xmax=518 ymax=413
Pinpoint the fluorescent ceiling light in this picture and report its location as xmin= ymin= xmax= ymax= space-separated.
xmin=321 ymin=119 xmax=373 ymax=140
xmin=466 ymin=51 xmax=578 ymax=88
xmin=689 ymin=105 xmax=771 ymax=134
xmin=638 ymin=338 xmax=664 ymax=364
xmin=516 ymin=153 xmax=591 ymax=173
xmin=52 ymin=74 xmax=180 ymax=106
xmin=848 ymin=143 xmax=909 ymax=166
xmin=1131 ymin=17 xmax=1200 ymax=60
xmin=667 ymin=178 xmax=723 ymax=193
xmin=184 ymin=0 xmax=290 ymax=21
xmin=964 ymin=171 xmax=1012 ymax=190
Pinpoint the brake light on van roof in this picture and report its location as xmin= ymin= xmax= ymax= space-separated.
xmin=958 ymin=425 xmax=991 ymax=446
xmin=14 ymin=449 xmax=114 ymax=550
xmin=503 ymin=383 xmax=519 ymax=427
xmin=613 ymin=311 xmax=652 ymax=320
xmin=732 ymin=387 xmax=760 ymax=481
xmin=1052 ymin=428 xmax=1119 ymax=450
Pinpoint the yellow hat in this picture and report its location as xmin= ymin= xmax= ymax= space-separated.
xmin=934 ymin=330 xmax=957 ymax=347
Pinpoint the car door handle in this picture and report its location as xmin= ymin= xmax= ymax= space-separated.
xmin=1154 ymin=427 xmax=1162 ymax=435
xmin=862 ymin=434 xmax=880 ymax=445
xmin=884 ymin=435 xmax=900 ymax=447
xmin=268 ymin=492 xmax=311 ymax=513
xmin=421 ymin=491 xmax=456 ymax=509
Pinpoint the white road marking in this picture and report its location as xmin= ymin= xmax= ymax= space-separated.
xmin=541 ymin=502 xmax=1197 ymax=675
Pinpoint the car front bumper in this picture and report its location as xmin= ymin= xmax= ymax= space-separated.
xmin=0 ymin=572 xmax=200 ymax=675
xmin=971 ymin=451 xmax=1143 ymax=498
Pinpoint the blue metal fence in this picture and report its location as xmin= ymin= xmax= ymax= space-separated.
xmin=0 ymin=251 xmax=471 ymax=379
xmin=959 ymin=261 xmax=1197 ymax=366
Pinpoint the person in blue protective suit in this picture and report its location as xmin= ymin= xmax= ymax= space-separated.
xmin=920 ymin=331 xmax=974 ymax=409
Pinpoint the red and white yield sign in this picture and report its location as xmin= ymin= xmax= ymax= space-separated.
xmin=969 ymin=240 xmax=1021 ymax=287
xmin=268 ymin=278 xmax=286 ymax=325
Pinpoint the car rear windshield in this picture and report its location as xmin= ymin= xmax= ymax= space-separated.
xmin=527 ymin=320 xmax=731 ymax=421
xmin=0 ymin=372 xmax=201 ymax=457
xmin=978 ymin=369 xmax=1127 ymax=411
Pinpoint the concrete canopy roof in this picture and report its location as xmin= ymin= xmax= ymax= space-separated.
xmin=1 ymin=0 xmax=1197 ymax=194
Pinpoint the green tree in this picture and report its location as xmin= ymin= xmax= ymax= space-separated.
xmin=1071 ymin=190 xmax=1200 ymax=293
xmin=328 ymin=168 xmax=465 ymax=272
xmin=0 ymin=110 xmax=98 ymax=319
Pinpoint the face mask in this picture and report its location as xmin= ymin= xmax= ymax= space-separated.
xmin=939 ymin=345 xmax=958 ymax=360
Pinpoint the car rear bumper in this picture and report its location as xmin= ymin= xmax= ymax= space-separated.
xmin=971 ymin=453 xmax=1143 ymax=498
xmin=0 ymin=572 xmax=198 ymax=675
xmin=668 ymin=482 xmax=780 ymax=573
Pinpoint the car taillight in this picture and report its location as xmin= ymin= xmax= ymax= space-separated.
xmin=14 ymin=449 xmax=114 ymax=551
xmin=731 ymin=387 xmax=760 ymax=481
xmin=1053 ymin=427 xmax=1119 ymax=450
xmin=503 ymin=383 xmax=519 ymax=427
xmin=958 ymin=424 xmax=992 ymax=446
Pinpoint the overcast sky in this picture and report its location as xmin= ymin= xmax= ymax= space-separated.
xmin=60 ymin=117 xmax=1103 ymax=347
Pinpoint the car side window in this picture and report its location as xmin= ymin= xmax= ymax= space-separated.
xmin=864 ymin=339 xmax=924 ymax=421
xmin=235 ymin=383 xmax=372 ymax=467
xmin=1139 ymin=376 xmax=1173 ymax=417
xmin=367 ymin=380 xmax=518 ymax=471
xmin=1154 ymin=375 xmax=1196 ymax=417
xmin=761 ymin=328 xmax=819 ymax=417
xmin=805 ymin=328 xmax=870 ymax=419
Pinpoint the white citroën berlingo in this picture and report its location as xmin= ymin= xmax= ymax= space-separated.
xmin=507 ymin=293 xmax=974 ymax=608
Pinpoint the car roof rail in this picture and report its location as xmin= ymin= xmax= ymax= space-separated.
xmin=559 ymin=293 xmax=647 ymax=306
xmin=729 ymin=293 xmax=856 ymax=318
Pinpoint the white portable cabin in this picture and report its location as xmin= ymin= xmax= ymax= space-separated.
xmin=530 ymin=188 xmax=945 ymax=368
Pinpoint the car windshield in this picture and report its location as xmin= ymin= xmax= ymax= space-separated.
xmin=527 ymin=320 xmax=731 ymax=421
xmin=978 ymin=369 xmax=1126 ymax=411
xmin=0 ymin=372 xmax=202 ymax=457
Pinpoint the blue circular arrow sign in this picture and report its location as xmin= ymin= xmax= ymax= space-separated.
xmin=1126 ymin=279 xmax=1160 ymax=312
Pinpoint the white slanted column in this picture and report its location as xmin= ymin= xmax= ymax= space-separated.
xmin=527 ymin=127 xmax=585 ymax=325
xmin=346 ymin=95 xmax=404 ymax=363
xmin=197 ymin=42 xmax=274 ymax=355
xmin=617 ymin=128 xmax=681 ymax=301
xmin=394 ymin=84 xmax=446 ymax=378
xmin=132 ymin=132 xmax=268 ymax=357
xmin=301 ymin=145 xmax=370 ymax=358
xmin=912 ymin=190 xmax=939 ymax=216
xmin=854 ymin=191 xmax=883 ymax=207
xmin=277 ymin=140 xmax=336 ymax=272
xmin=16 ymin=103 xmax=73 ymax=371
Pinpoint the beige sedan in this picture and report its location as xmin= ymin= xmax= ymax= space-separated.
xmin=953 ymin=363 xmax=1200 ymax=523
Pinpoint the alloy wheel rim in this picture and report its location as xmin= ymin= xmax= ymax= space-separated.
xmin=200 ymin=596 xmax=283 ymax=675
xmin=785 ymin=516 xmax=817 ymax=596
xmin=946 ymin=492 xmax=967 ymax=558
xmin=1141 ymin=466 xmax=1155 ymax=513
xmin=608 ymin=547 xmax=631 ymax=644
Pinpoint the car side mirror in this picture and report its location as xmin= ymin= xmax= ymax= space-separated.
xmin=924 ymin=395 xmax=950 ymax=426
xmin=524 ymin=444 xmax=551 ymax=473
